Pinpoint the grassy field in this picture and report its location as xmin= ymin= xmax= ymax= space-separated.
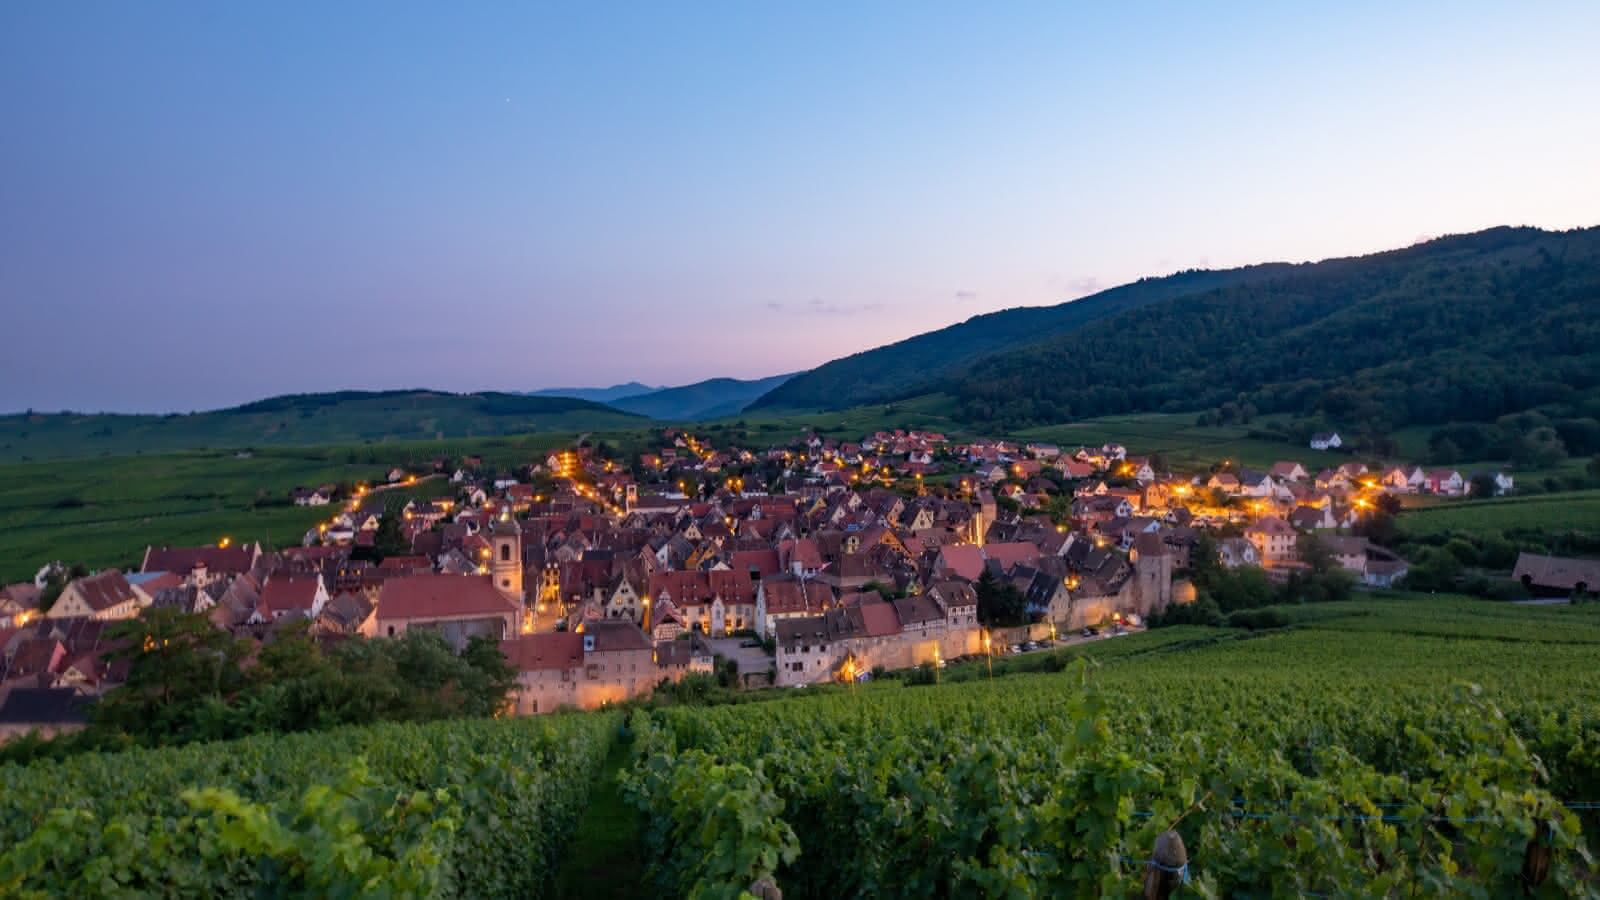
xmin=0 ymin=433 xmax=582 ymax=582
xmin=1013 ymin=412 xmax=1328 ymax=470
xmin=1397 ymin=489 xmax=1600 ymax=538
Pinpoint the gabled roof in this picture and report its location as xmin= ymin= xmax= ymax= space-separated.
xmin=258 ymin=576 xmax=321 ymax=616
xmin=1245 ymin=516 xmax=1297 ymax=537
xmin=927 ymin=579 xmax=978 ymax=610
xmin=65 ymin=571 xmax=141 ymax=613
xmin=0 ymin=687 xmax=89 ymax=725
xmin=892 ymin=594 xmax=943 ymax=627
xmin=500 ymin=632 xmax=584 ymax=671
xmin=375 ymin=575 xmax=516 ymax=621
xmin=583 ymin=620 xmax=652 ymax=652
xmin=142 ymin=543 xmax=257 ymax=575
xmin=984 ymin=542 xmax=1041 ymax=571
xmin=937 ymin=544 xmax=985 ymax=580
xmin=1512 ymin=553 xmax=1600 ymax=591
xmin=854 ymin=599 xmax=901 ymax=637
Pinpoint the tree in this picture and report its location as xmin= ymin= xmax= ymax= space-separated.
xmin=1298 ymin=533 xmax=1335 ymax=576
xmin=1514 ymin=427 xmax=1568 ymax=468
xmin=372 ymin=499 xmax=410 ymax=559
xmin=1403 ymin=547 xmax=1462 ymax=592
xmin=975 ymin=569 xmax=1029 ymax=627
xmin=1189 ymin=532 xmax=1222 ymax=586
xmin=36 ymin=562 xmax=88 ymax=613
xmin=459 ymin=635 xmax=519 ymax=717
xmin=96 ymin=608 xmax=251 ymax=737
xmin=1207 ymin=566 xmax=1275 ymax=613
xmin=1469 ymin=473 xmax=1498 ymax=498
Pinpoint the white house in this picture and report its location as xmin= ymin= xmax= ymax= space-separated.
xmin=1309 ymin=432 xmax=1343 ymax=451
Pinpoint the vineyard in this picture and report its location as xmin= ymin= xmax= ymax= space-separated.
xmin=0 ymin=712 xmax=615 ymax=897
xmin=623 ymin=599 xmax=1600 ymax=898
xmin=3 ymin=597 xmax=1600 ymax=897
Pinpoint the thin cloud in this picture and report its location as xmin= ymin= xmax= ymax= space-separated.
xmin=954 ymin=290 xmax=978 ymax=302
xmin=766 ymin=298 xmax=885 ymax=316
xmin=1064 ymin=276 xmax=1102 ymax=297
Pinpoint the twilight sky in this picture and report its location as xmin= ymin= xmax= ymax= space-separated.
xmin=2 ymin=2 xmax=1597 ymax=413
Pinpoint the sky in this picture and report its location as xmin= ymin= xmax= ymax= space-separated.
xmin=1 ymin=1 xmax=1597 ymax=413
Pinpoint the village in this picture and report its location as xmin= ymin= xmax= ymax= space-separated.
xmin=0 ymin=422 xmax=1583 ymax=731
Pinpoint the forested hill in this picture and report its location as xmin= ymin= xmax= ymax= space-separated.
xmin=0 ymin=390 xmax=645 ymax=460
xmin=746 ymin=264 xmax=1298 ymax=411
xmin=946 ymin=226 xmax=1600 ymax=432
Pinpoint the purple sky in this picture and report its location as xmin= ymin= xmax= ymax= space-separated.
xmin=2 ymin=2 xmax=1597 ymax=413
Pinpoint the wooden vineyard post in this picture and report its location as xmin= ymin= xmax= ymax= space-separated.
xmin=1521 ymin=820 xmax=1551 ymax=894
xmin=1142 ymin=830 xmax=1188 ymax=899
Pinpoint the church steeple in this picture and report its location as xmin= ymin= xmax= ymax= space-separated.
xmin=489 ymin=508 xmax=523 ymax=599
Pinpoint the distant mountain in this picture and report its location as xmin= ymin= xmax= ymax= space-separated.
xmin=748 ymin=265 xmax=1295 ymax=411
xmin=758 ymin=225 xmax=1600 ymax=437
xmin=608 ymin=374 xmax=796 ymax=421
xmin=0 ymin=390 xmax=646 ymax=461
xmin=527 ymin=382 xmax=662 ymax=404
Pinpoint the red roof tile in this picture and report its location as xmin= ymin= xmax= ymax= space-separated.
xmin=500 ymin=632 xmax=584 ymax=671
xmin=376 ymin=575 xmax=516 ymax=621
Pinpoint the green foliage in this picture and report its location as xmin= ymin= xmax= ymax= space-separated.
xmin=934 ymin=227 xmax=1600 ymax=432
xmin=183 ymin=758 xmax=458 ymax=898
xmin=622 ymin=720 xmax=800 ymax=899
xmin=372 ymin=499 xmax=411 ymax=558
xmin=16 ymin=617 xmax=522 ymax=759
xmin=975 ymin=568 xmax=1030 ymax=627
xmin=0 ymin=712 xmax=616 ymax=897
xmin=621 ymin=598 xmax=1600 ymax=896
xmin=752 ymin=266 xmax=1290 ymax=412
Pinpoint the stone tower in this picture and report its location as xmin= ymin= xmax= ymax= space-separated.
xmin=489 ymin=509 xmax=523 ymax=599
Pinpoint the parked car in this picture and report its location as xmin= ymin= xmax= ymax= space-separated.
xmin=1008 ymin=644 xmax=1022 ymax=654
xmin=1023 ymin=641 xmax=1038 ymax=651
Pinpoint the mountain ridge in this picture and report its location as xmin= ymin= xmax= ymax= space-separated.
xmin=0 ymin=390 xmax=646 ymax=461
xmin=608 ymin=373 xmax=796 ymax=420
xmin=753 ymin=225 xmax=1600 ymax=438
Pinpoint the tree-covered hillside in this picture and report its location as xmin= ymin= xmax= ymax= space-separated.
xmin=946 ymin=227 xmax=1600 ymax=434
xmin=748 ymin=264 xmax=1297 ymax=411
xmin=0 ymin=390 xmax=645 ymax=460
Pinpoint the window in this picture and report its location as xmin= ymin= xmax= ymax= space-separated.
xmin=501 ymin=543 xmax=511 ymax=562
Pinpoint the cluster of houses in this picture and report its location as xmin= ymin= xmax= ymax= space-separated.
xmin=4 ymin=422 xmax=1536 ymax=731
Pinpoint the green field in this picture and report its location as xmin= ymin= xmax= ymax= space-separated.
xmin=0 ymin=433 xmax=579 ymax=582
xmin=1013 ymin=412 xmax=1326 ymax=470
xmin=1398 ymin=489 xmax=1600 ymax=538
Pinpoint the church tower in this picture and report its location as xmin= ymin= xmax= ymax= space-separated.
xmin=490 ymin=509 xmax=523 ymax=598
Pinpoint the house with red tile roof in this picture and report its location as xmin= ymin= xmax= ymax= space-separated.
xmin=45 ymin=571 xmax=148 ymax=621
xmin=755 ymin=574 xmax=834 ymax=637
xmin=500 ymin=620 xmax=672 ymax=714
xmin=773 ymin=595 xmax=980 ymax=687
xmin=252 ymin=575 xmax=329 ymax=623
xmin=141 ymin=543 xmax=261 ymax=582
xmin=373 ymin=574 xmax=518 ymax=648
